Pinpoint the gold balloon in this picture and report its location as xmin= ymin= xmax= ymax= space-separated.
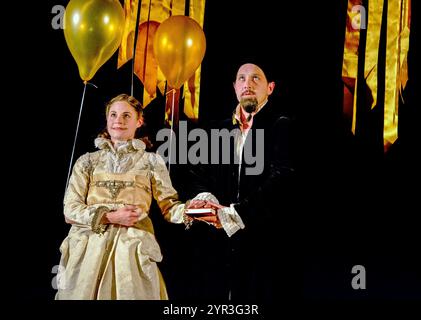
xmin=64 ymin=0 xmax=125 ymax=81
xmin=154 ymin=15 xmax=206 ymax=89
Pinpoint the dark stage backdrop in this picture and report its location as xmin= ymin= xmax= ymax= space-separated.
xmin=13 ymin=0 xmax=420 ymax=306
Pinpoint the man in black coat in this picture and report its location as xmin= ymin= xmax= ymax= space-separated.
xmin=183 ymin=62 xmax=295 ymax=302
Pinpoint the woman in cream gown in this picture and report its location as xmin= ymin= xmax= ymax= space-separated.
xmin=56 ymin=94 xmax=189 ymax=300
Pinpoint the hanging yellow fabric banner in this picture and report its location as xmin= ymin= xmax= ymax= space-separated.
xmin=342 ymin=0 xmax=411 ymax=150
xmin=399 ymin=0 xmax=410 ymax=93
xmin=383 ymin=0 xmax=410 ymax=149
xmin=183 ymin=0 xmax=206 ymax=121
xmin=117 ymin=0 xmax=139 ymax=69
xmin=342 ymin=0 xmax=363 ymax=133
xmin=364 ymin=0 xmax=384 ymax=111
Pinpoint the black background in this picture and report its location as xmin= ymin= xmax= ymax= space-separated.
xmin=10 ymin=0 xmax=420 ymax=310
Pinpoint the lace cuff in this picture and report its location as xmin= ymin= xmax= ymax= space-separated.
xmin=218 ymin=204 xmax=245 ymax=237
xmin=189 ymin=192 xmax=245 ymax=237
xmin=91 ymin=206 xmax=110 ymax=235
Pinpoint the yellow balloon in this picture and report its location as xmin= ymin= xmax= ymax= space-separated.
xmin=154 ymin=15 xmax=206 ymax=89
xmin=64 ymin=0 xmax=125 ymax=81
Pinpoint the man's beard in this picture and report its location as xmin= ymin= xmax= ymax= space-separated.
xmin=240 ymin=97 xmax=258 ymax=113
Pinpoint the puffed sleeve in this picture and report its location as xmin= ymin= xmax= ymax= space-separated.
xmin=149 ymin=153 xmax=185 ymax=224
xmin=63 ymin=152 xmax=110 ymax=230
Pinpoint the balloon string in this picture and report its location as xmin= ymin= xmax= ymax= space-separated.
xmin=131 ymin=0 xmax=142 ymax=96
xmin=142 ymin=1 xmax=153 ymax=82
xmin=65 ymin=81 xmax=89 ymax=193
xmin=168 ymin=88 xmax=176 ymax=174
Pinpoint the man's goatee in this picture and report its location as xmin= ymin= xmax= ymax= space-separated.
xmin=241 ymin=97 xmax=258 ymax=113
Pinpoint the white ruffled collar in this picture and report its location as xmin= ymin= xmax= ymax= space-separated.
xmin=94 ymin=137 xmax=146 ymax=154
